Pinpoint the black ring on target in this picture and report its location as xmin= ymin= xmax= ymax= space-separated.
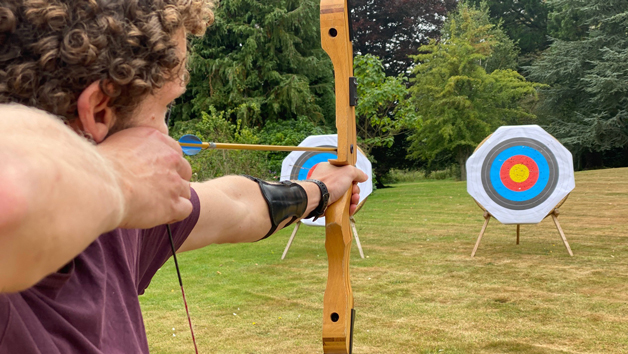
xmin=290 ymin=146 xmax=337 ymax=180
xmin=481 ymin=138 xmax=559 ymax=210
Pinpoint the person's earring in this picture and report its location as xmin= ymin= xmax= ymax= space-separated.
xmin=165 ymin=104 xmax=173 ymax=127
xmin=81 ymin=130 xmax=96 ymax=144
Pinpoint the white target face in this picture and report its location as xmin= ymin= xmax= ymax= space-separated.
xmin=466 ymin=125 xmax=575 ymax=224
xmin=281 ymin=135 xmax=373 ymax=227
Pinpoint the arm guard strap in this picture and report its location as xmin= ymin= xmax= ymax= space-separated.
xmin=243 ymin=176 xmax=308 ymax=240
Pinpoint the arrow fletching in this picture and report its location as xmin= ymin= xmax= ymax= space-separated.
xmin=179 ymin=134 xmax=203 ymax=156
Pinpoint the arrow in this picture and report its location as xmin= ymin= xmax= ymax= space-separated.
xmin=178 ymin=134 xmax=337 ymax=156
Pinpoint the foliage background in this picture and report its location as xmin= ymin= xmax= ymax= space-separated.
xmin=526 ymin=0 xmax=628 ymax=170
xmin=170 ymin=0 xmax=628 ymax=183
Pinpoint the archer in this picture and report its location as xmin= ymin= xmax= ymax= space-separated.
xmin=0 ymin=0 xmax=367 ymax=352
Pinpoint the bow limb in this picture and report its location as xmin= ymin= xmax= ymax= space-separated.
xmin=320 ymin=0 xmax=357 ymax=353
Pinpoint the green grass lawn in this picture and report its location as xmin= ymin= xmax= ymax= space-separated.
xmin=140 ymin=168 xmax=628 ymax=354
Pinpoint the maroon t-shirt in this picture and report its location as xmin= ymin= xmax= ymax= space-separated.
xmin=0 ymin=189 xmax=201 ymax=354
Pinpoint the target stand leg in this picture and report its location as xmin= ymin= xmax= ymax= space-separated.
xmin=551 ymin=210 xmax=573 ymax=257
xmin=472 ymin=212 xmax=491 ymax=257
xmin=350 ymin=216 xmax=365 ymax=259
xmin=516 ymin=224 xmax=520 ymax=245
xmin=281 ymin=221 xmax=302 ymax=260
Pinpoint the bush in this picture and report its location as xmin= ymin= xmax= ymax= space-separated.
xmin=171 ymin=107 xmax=272 ymax=181
xmin=387 ymin=165 xmax=461 ymax=183
xmin=258 ymin=116 xmax=332 ymax=177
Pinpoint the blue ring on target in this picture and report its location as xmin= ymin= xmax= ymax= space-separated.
xmin=295 ymin=153 xmax=337 ymax=180
xmin=489 ymin=146 xmax=550 ymax=202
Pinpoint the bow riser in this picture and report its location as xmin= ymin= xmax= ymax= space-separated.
xmin=320 ymin=0 xmax=357 ymax=353
xmin=320 ymin=0 xmax=357 ymax=167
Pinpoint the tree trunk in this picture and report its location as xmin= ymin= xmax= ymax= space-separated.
xmin=374 ymin=174 xmax=388 ymax=189
xmin=457 ymin=148 xmax=471 ymax=181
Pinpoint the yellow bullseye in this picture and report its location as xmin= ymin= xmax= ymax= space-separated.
xmin=509 ymin=164 xmax=530 ymax=183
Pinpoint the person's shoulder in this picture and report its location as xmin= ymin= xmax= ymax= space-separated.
xmin=0 ymin=103 xmax=63 ymax=121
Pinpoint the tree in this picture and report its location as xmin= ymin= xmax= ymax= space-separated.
xmin=173 ymin=0 xmax=335 ymax=128
xmin=467 ymin=0 xmax=550 ymax=59
xmin=546 ymin=0 xmax=588 ymax=41
xmin=353 ymin=54 xmax=414 ymax=156
xmin=350 ymin=0 xmax=457 ymax=77
xmin=442 ymin=2 xmax=520 ymax=74
xmin=408 ymin=3 xmax=543 ymax=180
xmin=526 ymin=0 xmax=628 ymax=169
xmin=353 ymin=54 xmax=416 ymax=187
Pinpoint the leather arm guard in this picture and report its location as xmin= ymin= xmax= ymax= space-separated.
xmin=243 ymin=176 xmax=308 ymax=240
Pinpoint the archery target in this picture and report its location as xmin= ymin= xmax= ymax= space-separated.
xmin=467 ymin=125 xmax=575 ymax=225
xmin=290 ymin=151 xmax=339 ymax=180
xmin=482 ymin=138 xmax=558 ymax=210
xmin=281 ymin=135 xmax=373 ymax=227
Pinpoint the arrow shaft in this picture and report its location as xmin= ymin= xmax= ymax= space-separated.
xmin=179 ymin=142 xmax=336 ymax=153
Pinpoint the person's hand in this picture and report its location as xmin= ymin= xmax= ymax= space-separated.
xmin=308 ymin=162 xmax=368 ymax=215
xmin=97 ymin=127 xmax=193 ymax=228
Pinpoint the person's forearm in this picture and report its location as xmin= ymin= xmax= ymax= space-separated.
xmin=0 ymin=104 xmax=124 ymax=293
xmin=185 ymin=176 xmax=278 ymax=246
xmin=179 ymin=176 xmax=321 ymax=251
xmin=181 ymin=162 xmax=367 ymax=252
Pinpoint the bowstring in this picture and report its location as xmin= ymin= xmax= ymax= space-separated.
xmin=167 ymin=225 xmax=199 ymax=354
xmin=166 ymin=106 xmax=199 ymax=354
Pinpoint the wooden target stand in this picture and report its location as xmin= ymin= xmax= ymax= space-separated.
xmin=281 ymin=198 xmax=367 ymax=260
xmin=471 ymin=196 xmax=574 ymax=257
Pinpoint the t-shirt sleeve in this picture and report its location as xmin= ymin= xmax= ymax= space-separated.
xmin=136 ymin=187 xmax=201 ymax=294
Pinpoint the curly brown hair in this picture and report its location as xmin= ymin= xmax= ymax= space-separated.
xmin=0 ymin=0 xmax=214 ymax=122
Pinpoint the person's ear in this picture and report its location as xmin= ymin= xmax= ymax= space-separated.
xmin=76 ymin=82 xmax=115 ymax=143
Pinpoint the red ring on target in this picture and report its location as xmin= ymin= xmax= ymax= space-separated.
xmin=306 ymin=163 xmax=321 ymax=179
xmin=499 ymin=155 xmax=539 ymax=192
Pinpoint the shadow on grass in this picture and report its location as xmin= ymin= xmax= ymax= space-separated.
xmin=483 ymin=340 xmax=570 ymax=353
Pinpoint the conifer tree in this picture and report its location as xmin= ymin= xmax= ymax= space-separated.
xmin=408 ymin=3 xmax=542 ymax=180
xmin=527 ymin=0 xmax=628 ymax=168
xmin=176 ymin=0 xmax=335 ymax=127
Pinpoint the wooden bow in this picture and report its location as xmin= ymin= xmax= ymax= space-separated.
xmin=171 ymin=3 xmax=358 ymax=352
xmin=320 ymin=1 xmax=358 ymax=353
